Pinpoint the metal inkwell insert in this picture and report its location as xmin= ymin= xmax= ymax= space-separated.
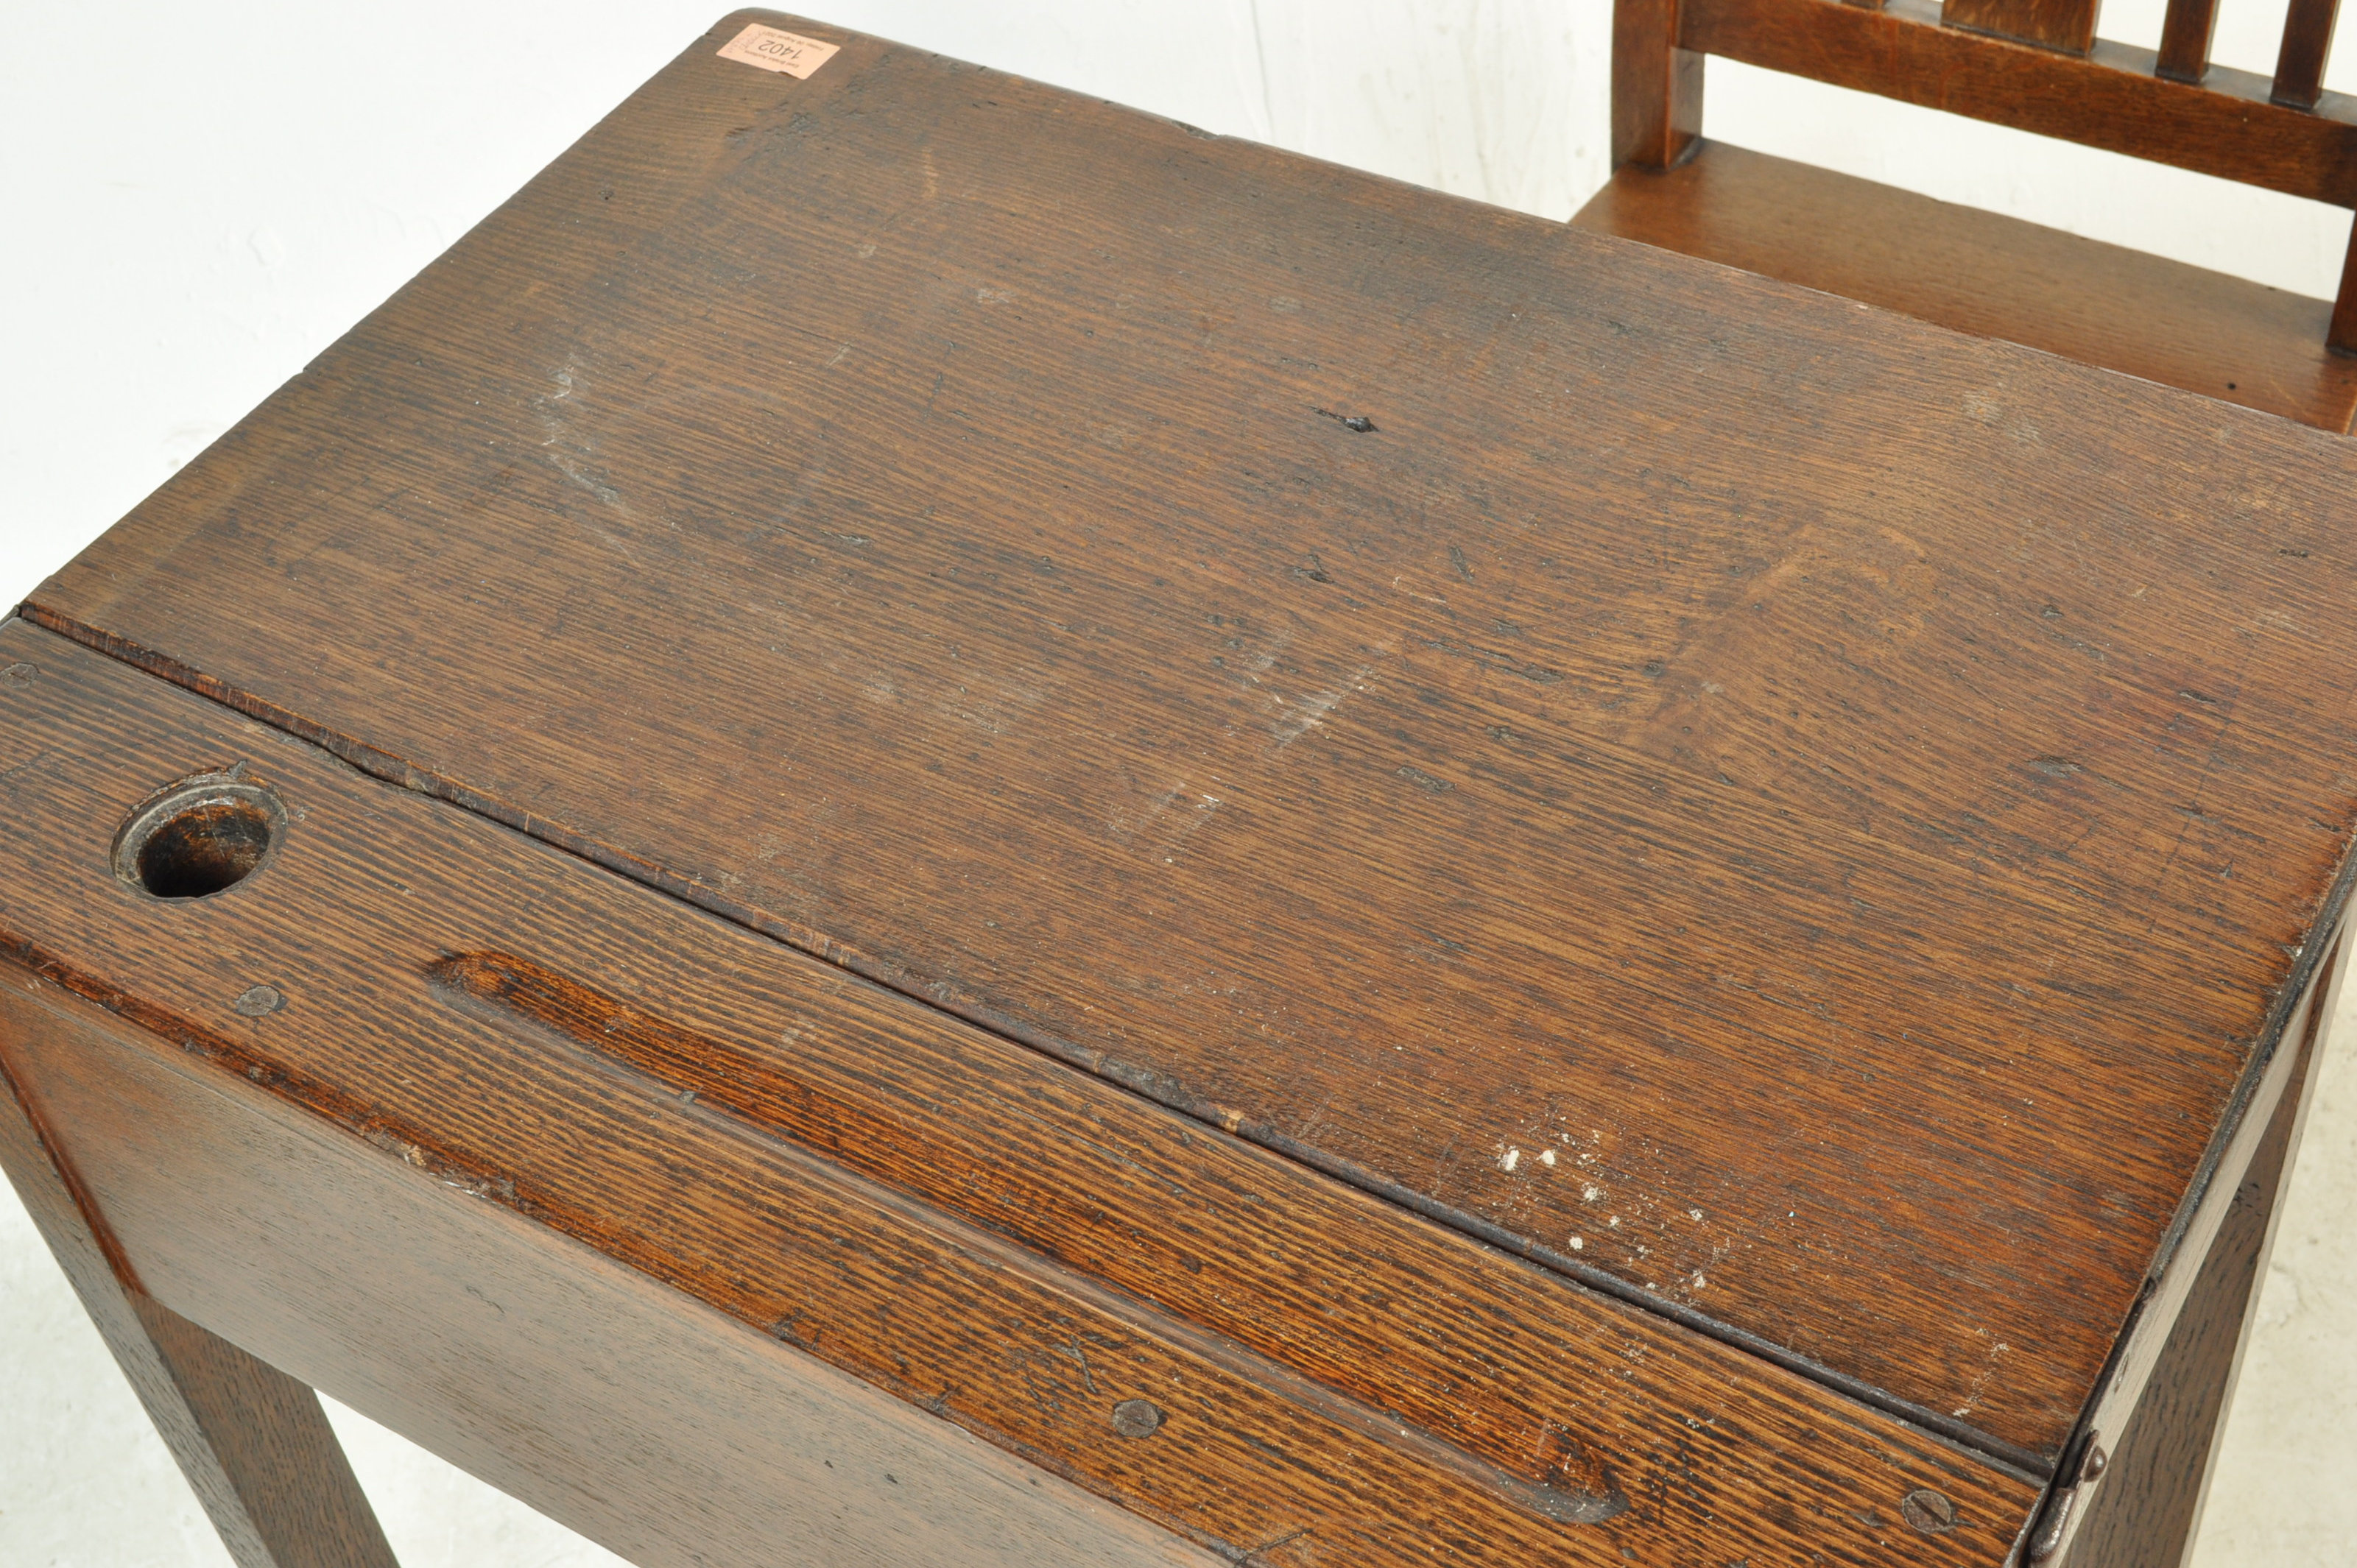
xmin=111 ymin=770 xmax=288 ymax=900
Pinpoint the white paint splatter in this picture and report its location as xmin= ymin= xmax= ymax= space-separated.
xmin=1499 ymin=1146 xmax=1521 ymax=1173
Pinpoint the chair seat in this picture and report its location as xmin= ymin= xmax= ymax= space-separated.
xmin=1572 ymin=140 xmax=2357 ymax=432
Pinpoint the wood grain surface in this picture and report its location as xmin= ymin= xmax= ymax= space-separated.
xmin=2271 ymin=0 xmax=2342 ymax=110
xmin=1940 ymin=0 xmax=2099 ymax=55
xmin=0 ymin=992 xmax=397 ymax=1568
xmin=0 ymin=624 xmax=2044 ymax=1564
xmin=1571 ymin=141 xmax=2357 ymax=431
xmin=0 ymin=970 xmax=1226 ymax=1568
xmin=2062 ymin=950 xmax=2328 ymax=1566
xmin=2155 ymin=0 xmax=2223 ymax=80
xmin=29 ymin=10 xmax=2357 ymax=1467
xmin=1611 ymin=0 xmax=1703 ymax=169
xmin=2334 ymin=226 xmax=2357 ymax=353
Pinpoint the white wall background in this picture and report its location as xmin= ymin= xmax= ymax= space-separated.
xmin=4 ymin=2 xmax=2356 ymax=1564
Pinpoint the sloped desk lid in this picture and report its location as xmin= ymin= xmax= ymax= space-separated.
xmin=32 ymin=10 xmax=2357 ymax=1464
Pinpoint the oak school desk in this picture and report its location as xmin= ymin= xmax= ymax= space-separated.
xmin=6 ymin=13 xmax=2355 ymax=1567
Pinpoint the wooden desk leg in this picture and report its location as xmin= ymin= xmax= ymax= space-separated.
xmin=2063 ymin=951 xmax=2339 ymax=1567
xmin=0 ymin=1041 xmax=399 ymax=1568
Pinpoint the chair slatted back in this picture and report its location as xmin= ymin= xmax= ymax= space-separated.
xmin=1615 ymin=0 xmax=2357 ymax=350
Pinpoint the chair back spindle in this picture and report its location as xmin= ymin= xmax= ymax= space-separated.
xmin=2275 ymin=0 xmax=2342 ymax=108
xmin=2157 ymin=0 xmax=2222 ymax=81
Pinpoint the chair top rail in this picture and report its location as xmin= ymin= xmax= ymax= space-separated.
xmin=1682 ymin=0 xmax=2357 ymax=207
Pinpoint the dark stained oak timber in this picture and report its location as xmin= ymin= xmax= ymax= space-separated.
xmin=2061 ymin=942 xmax=2337 ymax=1566
xmin=2333 ymin=220 xmax=2357 ymax=352
xmin=2273 ymin=0 xmax=2342 ymax=110
xmin=1571 ymin=141 xmax=2357 ymax=431
xmin=2012 ymin=922 xmax=2348 ymax=1561
xmin=0 ymin=969 xmax=1223 ymax=1568
xmin=1612 ymin=0 xmax=1703 ymax=169
xmin=31 ymin=10 xmax=2357 ymax=1471
xmin=0 ymin=1001 xmax=398 ymax=1568
xmin=0 ymin=625 xmax=2042 ymax=1567
xmin=1682 ymin=0 xmax=2357 ymax=207
xmin=2155 ymin=0 xmax=2222 ymax=81
xmin=22 ymin=11 xmax=2357 ymax=1562
xmin=1617 ymin=0 xmax=2357 ymax=423
xmin=1940 ymin=0 xmax=2099 ymax=56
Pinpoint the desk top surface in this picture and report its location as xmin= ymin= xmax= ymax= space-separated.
xmin=32 ymin=9 xmax=2357 ymax=1465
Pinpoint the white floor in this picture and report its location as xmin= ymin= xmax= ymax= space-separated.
xmin=7 ymin=4 xmax=2357 ymax=1562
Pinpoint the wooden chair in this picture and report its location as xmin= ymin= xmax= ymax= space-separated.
xmin=1574 ymin=0 xmax=2357 ymax=431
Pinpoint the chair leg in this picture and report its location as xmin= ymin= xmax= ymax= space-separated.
xmin=0 ymin=1044 xmax=399 ymax=1568
xmin=1613 ymin=0 xmax=1704 ymax=169
xmin=2328 ymin=211 xmax=2357 ymax=361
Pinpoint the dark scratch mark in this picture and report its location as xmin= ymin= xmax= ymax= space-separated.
xmin=1417 ymin=633 xmax=1564 ymax=683
xmin=2147 ymin=685 xmax=2242 ymax=930
xmin=1060 ymin=1335 xmax=1099 ymax=1394
xmin=1019 ymin=1360 xmax=1065 ymax=1418
xmin=1398 ymin=765 xmax=1453 ymax=794
xmin=1237 ymin=1526 xmax=1312 ymax=1564
xmin=1312 ymin=406 xmax=1376 ymax=433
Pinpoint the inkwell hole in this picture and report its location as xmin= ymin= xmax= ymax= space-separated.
xmin=115 ymin=776 xmax=285 ymax=900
